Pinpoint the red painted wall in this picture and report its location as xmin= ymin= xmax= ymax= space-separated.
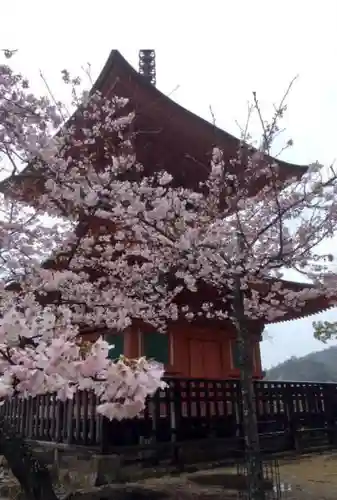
xmin=166 ymin=325 xmax=263 ymax=379
xmin=83 ymin=321 xmax=263 ymax=380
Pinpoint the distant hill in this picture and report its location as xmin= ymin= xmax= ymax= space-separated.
xmin=265 ymin=345 xmax=337 ymax=382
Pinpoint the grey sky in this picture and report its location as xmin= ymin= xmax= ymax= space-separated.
xmin=2 ymin=0 xmax=337 ymax=368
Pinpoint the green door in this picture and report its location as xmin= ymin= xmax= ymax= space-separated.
xmin=105 ymin=333 xmax=124 ymax=360
xmin=143 ymin=332 xmax=169 ymax=364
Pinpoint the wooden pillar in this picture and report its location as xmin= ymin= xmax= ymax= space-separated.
xmin=123 ymin=328 xmax=138 ymax=358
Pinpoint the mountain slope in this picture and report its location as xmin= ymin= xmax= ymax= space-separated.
xmin=265 ymin=345 xmax=337 ymax=382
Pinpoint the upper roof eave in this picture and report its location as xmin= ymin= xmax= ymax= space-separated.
xmin=0 ymin=50 xmax=308 ymax=200
xmin=93 ymin=50 xmax=308 ymax=176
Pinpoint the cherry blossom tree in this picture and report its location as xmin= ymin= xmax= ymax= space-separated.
xmin=0 ymin=62 xmax=166 ymax=418
xmin=1 ymin=53 xmax=337 ymax=500
xmin=0 ymin=57 xmax=168 ymax=500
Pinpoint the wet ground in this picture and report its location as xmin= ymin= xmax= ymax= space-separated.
xmin=276 ymin=452 xmax=337 ymax=499
xmin=139 ymin=452 xmax=337 ymax=499
xmin=1 ymin=452 xmax=337 ymax=499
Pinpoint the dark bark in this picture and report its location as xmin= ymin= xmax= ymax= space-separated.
xmin=233 ymin=279 xmax=266 ymax=500
xmin=0 ymin=414 xmax=58 ymax=500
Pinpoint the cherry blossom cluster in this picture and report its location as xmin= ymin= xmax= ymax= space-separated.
xmin=0 ymin=295 xmax=165 ymax=420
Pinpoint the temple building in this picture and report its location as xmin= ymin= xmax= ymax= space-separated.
xmin=1 ymin=50 xmax=334 ymax=380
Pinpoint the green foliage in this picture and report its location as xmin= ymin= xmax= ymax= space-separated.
xmin=313 ymin=320 xmax=337 ymax=343
xmin=265 ymin=345 xmax=337 ymax=382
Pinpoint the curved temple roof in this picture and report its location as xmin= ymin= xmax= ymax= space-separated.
xmin=1 ymin=50 xmax=307 ymax=201
xmin=91 ymin=51 xmax=308 ymax=186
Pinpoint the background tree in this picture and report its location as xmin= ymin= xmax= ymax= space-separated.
xmin=314 ymin=320 xmax=337 ymax=342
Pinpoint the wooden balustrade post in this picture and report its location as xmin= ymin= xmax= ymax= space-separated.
xmin=284 ymin=384 xmax=300 ymax=451
xmin=323 ymin=384 xmax=337 ymax=446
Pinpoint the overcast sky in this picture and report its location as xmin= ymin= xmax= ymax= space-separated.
xmin=2 ymin=0 xmax=337 ymax=368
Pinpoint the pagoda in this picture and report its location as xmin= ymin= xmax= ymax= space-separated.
xmin=1 ymin=50 xmax=333 ymax=380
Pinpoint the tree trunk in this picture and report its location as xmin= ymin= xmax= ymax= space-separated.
xmin=0 ymin=414 xmax=58 ymax=500
xmin=233 ymin=280 xmax=266 ymax=500
xmin=236 ymin=325 xmax=265 ymax=500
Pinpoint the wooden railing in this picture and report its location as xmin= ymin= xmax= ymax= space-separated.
xmin=1 ymin=378 xmax=337 ymax=456
xmin=1 ymin=391 xmax=102 ymax=446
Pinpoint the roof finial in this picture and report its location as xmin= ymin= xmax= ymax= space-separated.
xmin=139 ymin=50 xmax=156 ymax=86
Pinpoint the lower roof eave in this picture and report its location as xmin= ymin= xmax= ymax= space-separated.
xmin=266 ymin=305 xmax=337 ymax=325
